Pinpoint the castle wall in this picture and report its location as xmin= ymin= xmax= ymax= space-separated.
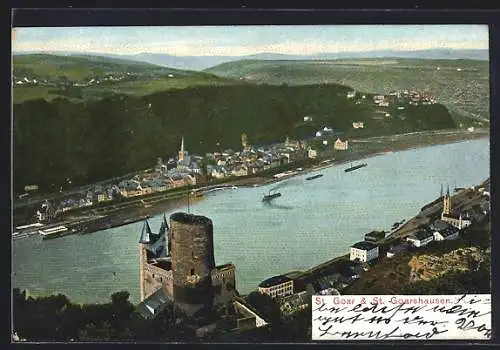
xmin=211 ymin=264 xmax=236 ymax=305
xmin=143 ymin=262 xmax=174 ymax=300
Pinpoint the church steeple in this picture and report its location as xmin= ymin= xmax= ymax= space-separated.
xmin=442 ymin=184 xmax=451 ymax=216
xmin=139 ymin=219 xmax=154 ymax=244
xmin=178 ymin=136 xmax=185 ymax=163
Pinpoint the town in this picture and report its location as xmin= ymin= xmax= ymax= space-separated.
xmin=17 ymin=85 xmax=460 ymax=226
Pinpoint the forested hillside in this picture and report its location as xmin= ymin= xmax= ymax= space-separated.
xmin=13 ymin=84 xmax=455 ymax=193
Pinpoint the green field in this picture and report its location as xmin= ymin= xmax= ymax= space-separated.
xmin=205 ymin=58 xmax=490 ymax=122
xmin=80 ymin=75 xmax=245 ymax=97
xmin=12 ymin=54 xmax=243 ymax=103
xmin=13 ymin=54 xmax=186 ymax=80
xmin=12 ymin=86 xmax=67 ymax=103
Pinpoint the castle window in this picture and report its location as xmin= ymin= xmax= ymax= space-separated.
xmin=190 ymin=268 xmax=195 ymax=275
xmin=152 ymin=273 xmax=155 ymax=279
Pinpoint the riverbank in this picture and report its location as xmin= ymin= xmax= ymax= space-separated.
xmin=279 ymin=176 xmax=490 ymax=294
xmin=225 ymin=128 xmax=489 ymax=189
xmin=14 ymin=128 xmax=488 ymax=240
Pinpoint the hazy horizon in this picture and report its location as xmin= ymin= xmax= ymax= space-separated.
xmin=12 ymin=25 xmax=488 ymax=57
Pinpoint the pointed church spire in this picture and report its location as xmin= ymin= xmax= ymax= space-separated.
xmin=138 ymin=219 xmax=154 ymax=244
xmin=447 ymin=184 xmax=450 ymax=197
xmin=158 ymin=213 xmax=169 ymax=237
xmin=440 ymin=184 xmax=443 ymax=197
xmin=181 ymin=136 xmax=185 ymax=153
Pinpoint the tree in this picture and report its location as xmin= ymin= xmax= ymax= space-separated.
xmin=246 ymin=291 xmax=282 ymax=325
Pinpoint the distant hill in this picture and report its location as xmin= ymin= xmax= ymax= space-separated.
xmin=12 ymin=54 xmax=243 ymax=103
xmin=13 ymin=48 xmax=488 ymax=71
xmin=13 ymin=53 xmax=185 ymax=80
xmin=205 ymin=58 xmax=490 ymax=121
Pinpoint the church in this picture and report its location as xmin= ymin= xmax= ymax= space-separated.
xmin=440 ymin=185 xmax=472 ymax=230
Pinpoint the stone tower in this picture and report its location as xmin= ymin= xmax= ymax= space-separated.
xmin=170 ymin=212 xmax=216 ymax=313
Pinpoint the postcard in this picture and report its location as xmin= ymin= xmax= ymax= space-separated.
xmin=11 ymin=18 xmax=491 ymax=343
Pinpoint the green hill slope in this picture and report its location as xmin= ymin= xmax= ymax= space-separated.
xmin=14 ymin=54 xmax=194 ymax=79
xmin=205 ymin=58 xmax=490 ymax=122
xmin=13 ymin=83 xmax=455 ymax=193
xmin=12 ymin=54 xmax=243 ymax=102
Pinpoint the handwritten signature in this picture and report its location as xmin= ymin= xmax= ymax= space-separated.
xmin=312 ymin=294 xmax=491 ymax=340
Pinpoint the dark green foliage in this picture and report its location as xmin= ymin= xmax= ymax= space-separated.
xmin=246 ymin=291 xmax=282 ymax=325
xmin=13 ymin=84 xmax=455 ymax=194
xmin=11 ymin=289 xmax=196 ymax=342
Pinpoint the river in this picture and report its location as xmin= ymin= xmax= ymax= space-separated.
xmin=12 ymin=137 xmax=490 ymax=304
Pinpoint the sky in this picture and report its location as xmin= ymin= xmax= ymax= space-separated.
xmin=12 ymin=25 xmax=489 ymax=56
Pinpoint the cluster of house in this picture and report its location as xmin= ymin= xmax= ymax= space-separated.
xmin=14 ymin=71 xmax=178 ymax=88
xmin=256 ymin=275 xmax=310 ymax=320
xmin=13 ymin=75 xmax=47 ymax=86
xmin=345 ymin=87 xmax=437 ymax=109
xmin=373 ymin=89 xmax=437 ymax=107
xmin=253 ymin=260 xmax=367 ymax=319
xmin=205 ymin=137 xmax=306 ymax=179
xmin=117 ymin=171 xmax=196 ymax=198
xmin=347 ymin=185 xmax=491 ymax=265
xmin=219 ymin=183 xmax=490 ymax=325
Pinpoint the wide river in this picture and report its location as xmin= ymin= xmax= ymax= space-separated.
xmin=12 ymin=137 xmax=490 ymax=304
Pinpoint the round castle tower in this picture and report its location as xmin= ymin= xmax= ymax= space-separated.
xmin=170 ymin=212 xmax=216 ymax=310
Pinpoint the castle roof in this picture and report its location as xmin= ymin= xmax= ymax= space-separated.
xmin=139 ymin=219 xmax=155 ymax=244
xmin=158 ymin=214 xmax=169 ymax=237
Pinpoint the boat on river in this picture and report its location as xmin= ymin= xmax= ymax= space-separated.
xmin=344 ymin=163 xmax=367 ymax=173
xmin=262 ymin=190 xmax=282 ymax=202
xmin=306 ymin=174 xmax=323 ymax=181
xmin=39 ymin=226 xmax=77 ymax=240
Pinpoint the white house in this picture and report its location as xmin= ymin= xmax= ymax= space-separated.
xmin=308 ymin=149 xmax=318 ymax=159
xmin=352 ymin=121 xmax=365 ymax=129
xmin=231 ymin=166 xmax=248 ymax=177
xmin=334 ymin=138 xmax=349 ymax=151
xmin=350 ymin=241 xmax=379 ymax=263
xmin=406 ymin=229 xmax=434 ymax=247
xmin=429 ymin=220 xmax=459 ymax=241
xmin=433 ymin=226 xmax=460 ymax=241
xmin=211 ymin=166 xmax=228 ymax=179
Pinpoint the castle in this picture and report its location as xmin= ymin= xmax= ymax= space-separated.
xmin=138 ymin=212 xmax=236 ymax=318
